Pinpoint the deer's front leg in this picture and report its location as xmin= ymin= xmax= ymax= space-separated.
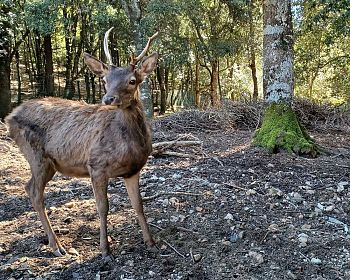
xmin=124 ymin=172 xmax=155 ymax=246
xmin=90 ymin=174 xmax=110 ymax=257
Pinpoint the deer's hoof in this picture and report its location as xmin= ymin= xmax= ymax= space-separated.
xmin=103 ymin=254 xmax=114 ymax=263
xmin=146 ymin=238 xmax=156 ymax=247
xmin=53 ymin=247 xmax=67 ymax=257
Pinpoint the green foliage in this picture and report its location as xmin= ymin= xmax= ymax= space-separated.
xmin=24 ymin=0 xmax=58 ymax=35
xmin=294 ymin=0 xmax=350 ymax=104
xmin=254 ymin=103 xmax=319 ymax=156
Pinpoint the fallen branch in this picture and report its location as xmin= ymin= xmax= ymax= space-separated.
xmin=156 ymin=151 xmax=198 ymax=158
xmin=152 ymin=140 xmax=202 ymax=158
xmin=162 ymin=239 xmax=186 ymax=258
xmin=223 ymin=182 xmax=247 ymax=192
xmin=143 ymin=191 xmax=202 ymax=202
xmin=152 ymin=140 xmax=201 ymax=150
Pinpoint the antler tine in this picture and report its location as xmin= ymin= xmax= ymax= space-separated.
xmin=131 ymin=31 xmax=159 ymax=66
xmin=104 ymin=27 xmax=114 ymax=65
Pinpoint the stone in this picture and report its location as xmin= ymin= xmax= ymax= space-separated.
xmin=224 ymin=213 xmax=234 ymax=221
xmin=310 ymin=257 xmax=322 ymax=265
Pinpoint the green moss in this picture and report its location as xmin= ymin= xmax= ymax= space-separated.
xmin=253 ymin=103 xmax=319 ymax=157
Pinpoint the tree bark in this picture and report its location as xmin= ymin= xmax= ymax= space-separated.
xmin=157 ymin=65 xmax=166 ymax=114
xmin=194 ymin=58 xmax=200 ymax=107
xmin=121 ymin=0 xmax=154 ymax=118
xmin=210 ymin=59 xmax=220 ymax=107
xmin=262 ymin=0 xmax=293 ymax=104
xmin=34 ymin=33 xmax=45 ymax=97
xmin=15 ymin=51 xmax=22 ymax=104
xmin=63 ymin=6 xmax=78 ymax=99
xmin=248 ymin=0 xmax=259 ymax=102
xmin=0 ymin=35 xmax=11 ymax=120
xmin=44 ymin=34 xmax=54 ymax=96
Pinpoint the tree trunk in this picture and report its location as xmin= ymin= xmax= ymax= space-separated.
xmin=85 ymin=72 xmax=91 ymax=103
xmin=121 ymin=0 xmax=153 ymax=118
xmin=15 ymin=51 xmax=22 ymax=104
xmin=34 ymin=33 xmax=45 ymax=97
xmin=44 ymin=34 xmax=54 ymax=96
xmin=210 ymin=59 xmax=220 ymax=107
xmin=262 ymin=0 xmax=293 ymax=103
xmin=63 ymin=6 xmax=78 ymax=99
xmin=254 ymin=0 xmax=318 ymax=156
xmin=194 ymin=58 xmax=200 ymax=107
xmin=248 ymin=0 xmax=259 ymax=102
xmin=157 ymin=65 xmax=166 ymax=114
xmin=0 ymin=38 xmax=11 ymax=120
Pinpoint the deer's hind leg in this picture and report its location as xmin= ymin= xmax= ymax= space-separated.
xmin=18 ymin=130 xmax=64 ymax=256
xmin=25 ymin=158 xmax=66 ymax=256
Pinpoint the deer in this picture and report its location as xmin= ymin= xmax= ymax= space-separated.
xmin=5 ymin=28 xmax=159 ymax=259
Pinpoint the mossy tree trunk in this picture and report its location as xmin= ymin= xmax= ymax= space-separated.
xmin=254 ymin=0 xmax=318 ymax=156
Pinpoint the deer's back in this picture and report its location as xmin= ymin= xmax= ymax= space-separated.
xmin=6 ymin=98 xmax=152 ymax=178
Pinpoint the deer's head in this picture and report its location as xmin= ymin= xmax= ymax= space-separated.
xmin=84 ymin=28 xmax=158 ymax=109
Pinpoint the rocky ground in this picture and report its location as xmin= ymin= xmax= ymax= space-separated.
xmin=1 ymin=110 xmax=350 ymax=280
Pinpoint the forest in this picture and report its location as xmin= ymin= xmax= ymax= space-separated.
xmin=1 ymin=0 xmax=350 ymax=279
xmin=0 ymin=0 xmax=349 ymax=119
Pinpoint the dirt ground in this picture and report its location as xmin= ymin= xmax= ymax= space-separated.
xmin=1 ymin=117 xmax=350 ymax=280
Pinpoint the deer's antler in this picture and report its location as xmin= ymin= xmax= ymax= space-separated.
xmin=130 ymin=32 xmax=159 ymax=67
xmin=104 ymin=27 xmax=114 ymax=65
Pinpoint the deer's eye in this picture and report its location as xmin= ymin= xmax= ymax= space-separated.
xmin=129 ymin=79 xmax=136 ymax=85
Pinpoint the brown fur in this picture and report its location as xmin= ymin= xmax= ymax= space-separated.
xmin=5 ymin=52 xmax=158 ymax=258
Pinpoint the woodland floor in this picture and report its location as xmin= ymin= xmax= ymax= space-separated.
xmin=1 ymin=113 xmax=350 ymax=280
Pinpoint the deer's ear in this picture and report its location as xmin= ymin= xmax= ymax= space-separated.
xmin=138 ymin=52 xmax=158 ymax=80
xmin=84 ymin=53 xmax=109 ymax=77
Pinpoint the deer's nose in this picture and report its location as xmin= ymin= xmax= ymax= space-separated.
xmin=102 ymin=95 xmax=116 ymax=105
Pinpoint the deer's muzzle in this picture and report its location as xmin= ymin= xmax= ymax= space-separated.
xmin=102 ymin=95 xmax=121 ymax=106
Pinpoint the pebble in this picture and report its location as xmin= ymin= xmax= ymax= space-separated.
xmin=287 ymin=270 xmax=297 ymax=279
xmin=246 ymin=189 xmax=256 ymax=196
xmin=310 ymin=257 xmax=322 ymax=265
xmin=193 ymin=253 xmax=202 ymax=262
xmin=268 ymin=224 xmax=279 ymax=232
xmin=301 ymin=224 xmax=311 ymax=231
xmin=248 ymin=251 xmax=264 ymax=265
xmin=149 ymin=270 xmax=156 ymax=277
xmin=338 ymin=181 xmax=349 ymax=187
xmin=230 ymin=231 xmax=244 ymax=243
xmin=289 ymin=192 xmax=303 ymax=203
xmin=268 ymin=187 xmax=283 ymax=197
xmin=224 ymin=213 xmax=234 ymax=221
xmin=65 ymin=202 xmax=75 ymax=209
xmin=172 ymin=173 xmax=182 ymax=179
xmin=324 ymin=205 xmax=335 ymax=212
xmin=298 ymin=233 xmax=308 ymax=246
xmin=170 ymin=216 xmax=179 ymax=223
xmin=162 ymin=199 xmax=169 ymax=207
xmin=337 ymin=184 xmax=345 ymax=193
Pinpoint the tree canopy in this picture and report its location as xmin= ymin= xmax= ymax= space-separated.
xmin=0 ymin=0 xmax=349 ymax=119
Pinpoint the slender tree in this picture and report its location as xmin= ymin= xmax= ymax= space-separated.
xmin=121 ymin=0 xmax=154 ymax=118
xmin=254 ymin=0 xmax=318 ymax=156
xmin=0 ymin=2 xmax=11 ymax=120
